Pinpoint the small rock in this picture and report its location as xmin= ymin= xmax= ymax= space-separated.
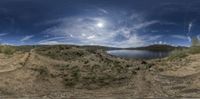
xmin=141 ymin=61 xmax=147 ymax=64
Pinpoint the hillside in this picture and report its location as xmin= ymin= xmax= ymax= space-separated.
xmin=0 ymin=45 xmax=199 ymax=98
xmin=128 ymin=44 xmax=187 ymax=51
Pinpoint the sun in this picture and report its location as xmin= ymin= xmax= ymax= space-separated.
xmin=96 ymin=22 xmax=104 ymax=28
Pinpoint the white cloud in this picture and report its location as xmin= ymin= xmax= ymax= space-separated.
xmin=171 ymin=35 xmax=192 ymax=42
xmin=40 ymin=13 xmax=161 ymax=47
xmin=87 ymin=35 xmax=96 ymax=39
xmin=171 ymin=35 xmax=191 ymax=42
xmin=171 ymin=35 xmax=188 ymax=40
xmin=153 ymin=41 xmax=168 ymax=45
xmin=133 ymin=20 xmax=159 ymax=30
xmin=21 ymin=35 xmax=34 ymax=42
xmin=0 ymin=33 xmax=8 ymax=36
xmin=197 ymin=34 xmax=200 ymax=40
xmin=38 ymin=37 xmax=67 ymax=43
xmin=188 ymin=36 xmax=192 ymax=42
xmin=98 ymin=8 xmax=109 ymax=14
xmin=39 ymin=41 xmax=61 ymax=45
xmin=0 ymin=42 xmax=14 ymax=46
xmin=158 ymin=21 xmax=177 ymax=26
xmin=188 ymin=22 xmax=193 ymax=35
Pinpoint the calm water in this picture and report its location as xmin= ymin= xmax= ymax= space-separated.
xmin=107 ymin=50 xmax=170 ymax=59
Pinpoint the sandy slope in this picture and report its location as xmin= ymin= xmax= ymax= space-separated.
xmin=0 ymin=47 xmax=199 ymax=98
xmin=155 ymin=54 xmax=200 ymax=97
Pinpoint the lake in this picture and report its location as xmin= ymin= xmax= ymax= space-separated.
xmin=107 ymin=50 xmax=170 ymax=59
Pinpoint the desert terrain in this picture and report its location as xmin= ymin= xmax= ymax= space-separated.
xmin=0 ymin=45 xmax=199 ymax=98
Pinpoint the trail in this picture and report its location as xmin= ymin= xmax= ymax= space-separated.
xmin=0 ymin=49 xmax=69 ymax=74
xmin=0 ymin=52 xmax=31 ymax=73
xmin=154 ymin=54 xmax=200 ymax=97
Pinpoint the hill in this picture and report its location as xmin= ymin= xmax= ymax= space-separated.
xmin=0 ymin=45 xmax=199 ymax=98
xmin=126 ymin=44 xmax=187 ymax=51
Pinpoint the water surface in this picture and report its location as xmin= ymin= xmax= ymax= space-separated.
xmin=107 ymin=50 xmax=170 ymax=59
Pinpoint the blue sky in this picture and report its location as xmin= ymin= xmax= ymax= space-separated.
xmin=0 ymin=0 xmax=200 ymax=47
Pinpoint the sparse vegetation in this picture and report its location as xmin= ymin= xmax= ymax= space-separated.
xmin=36 ymin=45 xmax=90 ymax=61
xmin=168 ymin=49 xmax=188 ymax=60
xmin=168 ymin=37 xmax=200 ymax=60
xmin=168 ymin=47 xmax=200 ymax=60
xmin=0 ymin=45 xmax=200 ymax=98
xmin=0 ymin=45 xmax=16 ymax=55
xmin=57 ymin=59 xmax=137 ymax=89
xmin=188 ymin=46 xmax=200 ymax=54
xmin=192 ymin=37 xmax=200 ymax=47
xmin=0 ymin=45 xmax=199 ymax=98
xmin=189 ymin=37 xmax=200 ymax=54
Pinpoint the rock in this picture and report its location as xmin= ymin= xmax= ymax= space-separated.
xmin=141 ymin=61 xmax=147 ymax=64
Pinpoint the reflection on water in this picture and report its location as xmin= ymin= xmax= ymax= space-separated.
xmin=107 ymin=50 xmax=170 ymax=59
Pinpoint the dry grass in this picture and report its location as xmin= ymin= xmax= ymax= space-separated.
xmin=0 ymin=45 xmax=200 ymax=98
xmin=168 ymin=49 xmax=188 ymax=60
xmin=168 ymin=46 xmax=200 ymax=60
xmin=189 ymin=46 xmax=200 ymax=54
xmin=0 ymin=45 xmax=16 ymax=55
xmin=35 ymin=45 xmax=143 ymax=89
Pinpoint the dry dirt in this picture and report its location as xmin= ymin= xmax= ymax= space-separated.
xmin=0 ymin=47 xmax=199 ymax=99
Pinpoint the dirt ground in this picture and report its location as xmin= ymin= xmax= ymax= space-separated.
xmin=0 ymin=47 xmax=199 ymax=98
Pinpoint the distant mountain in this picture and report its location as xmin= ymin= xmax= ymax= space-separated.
xmin=126 ymin=44 xmax=187 ymax=52
xmin=80 ymin=44 xmax=187 ymax=52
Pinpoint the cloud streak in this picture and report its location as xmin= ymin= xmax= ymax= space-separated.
xmin=21 ymin=35 xmax=34 ymax=42
xmin=171 ymin=35 xmax=188 ymax=40
xmin=0 ymin=33 xmax=8 ymax=36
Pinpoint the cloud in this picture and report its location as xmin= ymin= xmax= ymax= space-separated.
xmin=153 ymin=41 xmax=168 ymax=45
xmin=158 ymin=21 xmax=177 ymax=26
xmin=197 ymin=34 xmax=200 ymax=40
xmin=133 ymin=20 xmax=159 ymax=30
xmin=188 ymin=22 xmax=193 ymax=35
xmin=171 ymin=35 xmax=188 ymax=40
xmin=0 ymin=42 xmax=14 ymax=46
xmin=40 ymin=13 xmax=161 ymax=47
xmin=38 ymin=37 xmax=69 ymax=44
xmin=98 ymin=8 xmax=109 ymax=14
xmin=21 ymin=35 xmax=34 ymax=42
xmin=171 ymin=35 xmax=191 ymax=42
xmin=0 ymin=33 xmax=8 ymax=36
xmin=39 ymin=41 xmax=61 ymax=45
xmin=188 ymin=36 xmax=192 ymax=42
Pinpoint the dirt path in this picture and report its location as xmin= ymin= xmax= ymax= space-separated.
xmin=153 ymin=54 xmax=200 ymax=97
xmin=162 ymin=54 xmax=200 ymax=77
xmin=0 ymin=49 xmax=69 ymax=73
xmin=0 ymin=52 xmax=31 ymax=73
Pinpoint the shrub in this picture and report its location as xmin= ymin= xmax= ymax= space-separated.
xmin=188 ymin=46 xmax=200 ymax=54
xmin=0 ymin=46 xmax=15 ymax=55
xmin=168 ymin=49 xmax=188 ymax=60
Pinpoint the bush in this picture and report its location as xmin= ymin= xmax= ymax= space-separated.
xmin=0 ymin=46 xmax=15 ymax=55
xmin=168 ymin=49 xmax=188 ymax=60
xmin=188 ymin=46 xmax=200 ymax=54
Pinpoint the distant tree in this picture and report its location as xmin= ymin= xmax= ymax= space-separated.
xmin=192 ymin=36 xmax=200 ymax=47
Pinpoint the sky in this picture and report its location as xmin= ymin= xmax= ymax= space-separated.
xmin=0 ymin=0 xmax=200 ymax=47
